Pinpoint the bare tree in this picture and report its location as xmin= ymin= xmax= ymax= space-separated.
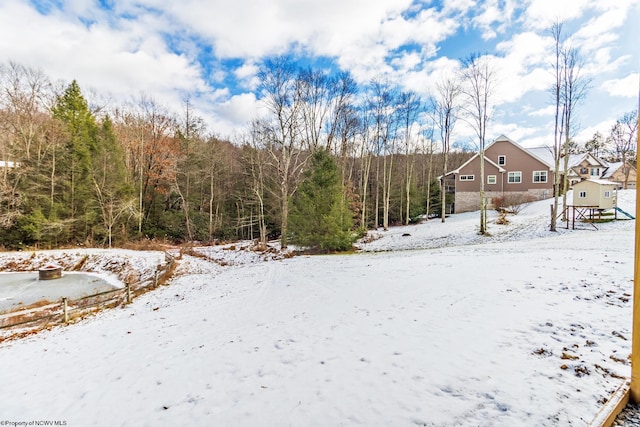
xmin=609 ymin=109 xmax=638 ymax=189
xmin=460 ymin=53 xmax=496 ymax=234
xmin=174 ymin=98 xmax=206 ymax=241
xmin=421 ymin=128 xmax=436 ymax=219
xmin=116 ymin=95 xmax=178 ymax=234
xmin=357 ymin=107 xmax=375 ymax=229
xmin=549 ymin=21 xmax=590 ymax=228
xmin=560 ymin=43 xmax=590 ymax=211
xmin=241 ymin=122 xmax=270 ymax=247
xmin=325 ymin=71 xmax=358 ymax=156
xmin=257 ymin=56 xmax=310 ymax=249
xmin=549 ymin=21 xmax=565 ymax=232
xmin=367 ymin=79 xmax=399 ymax=231
xmin=298 ymin=67 xmax=330 ymax=151
xmin=432 ymin=77 xmax=461 ymax=222
xmin=397 ymin=91 xmax=422 ymax=225
xmin=0 ymin=62 xmax=54 ymax=228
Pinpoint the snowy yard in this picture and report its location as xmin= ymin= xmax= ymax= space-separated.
xmin=0 ymin=191 xmax=635 ymax=426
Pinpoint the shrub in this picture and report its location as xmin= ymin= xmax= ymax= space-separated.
xmin=492 ymin=193 xmax=535 ymax=215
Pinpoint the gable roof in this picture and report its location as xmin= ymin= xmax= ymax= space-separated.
xmin=446 ymin=135 xmax=550 ymax=176
xmin=447 ymin=152 xmax=504 ymax=174
xmin=601 ymin=162 xmax=622 ymax=179
xmin=601 ymin=161 xmax=637 ymax=178
xmin=489 ymin=135 xmax=557 ymax=170
xmin=525 ymin=147 xmax=594 ymax=170
xmin=582 ymin=153 xmax=608 ymax=167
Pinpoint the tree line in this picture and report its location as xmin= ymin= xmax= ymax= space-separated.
xmin=0 ymin=60 xmax=471 ymax=251
xmin=1 ymin=30 xmax=635 ymax=250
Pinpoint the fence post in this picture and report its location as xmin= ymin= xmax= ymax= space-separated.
xmin=62 ymin=298 xmax=68 ymax=324
xmin=154 ymin=271 xmax=159 ymax=288
xmin=126 ymin=283 xmax=132 ymax=304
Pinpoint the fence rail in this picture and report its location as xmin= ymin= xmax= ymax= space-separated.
xmin=0 ymin=250 xmax=177 ymax=336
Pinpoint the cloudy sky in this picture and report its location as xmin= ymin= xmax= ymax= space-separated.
xmin=0 ymin=0 xmax=638 ymax=148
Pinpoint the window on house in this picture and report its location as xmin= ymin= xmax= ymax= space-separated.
xmin=580 ymin=167 xmax=588 ymax=174
xmin=578 ymin=191 xmax=587 ymax=198
xmin=507 ymin=171 xmax=522 ymax=183
xmin=533 ymin=171 xmax=548 ymax=183
xmin=590 ymin=168 xmax=599 ymax=176
xmin=498 ymin=155 xmax=506 ymax=166
xmin=487 ymin=175 xmax=497 ymax=184
xmin=460 ymin=175 xmax=474 ymax=181
xmin=604 ymin=190 xmax=611 ymax=198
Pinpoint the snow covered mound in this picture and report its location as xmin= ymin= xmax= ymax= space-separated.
xmin=0 ymin=248 xmax=166 ymax=285
xmin=185 ymin=241 xmax=295 ymax=266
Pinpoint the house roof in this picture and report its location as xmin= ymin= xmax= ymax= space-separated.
xmin=574 ymin=178 xmax=619 ymax=186
xmin=445 ymin=135 xmax=550 ymax=176
xmin=601 ymin=162 xmax=622 ymax=179
xmin=490 ymin=136 xmax=557 ymax=170
xmin=526 ymin=148 xmax=596 ymax=170
xmin=447 ymin=152 xmax=505 ymax=175
xmin=525 ymin=147 xmax=555 ymax=168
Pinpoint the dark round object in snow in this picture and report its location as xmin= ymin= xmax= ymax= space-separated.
xmin=38 ymin=266 xmax=62 ymax=280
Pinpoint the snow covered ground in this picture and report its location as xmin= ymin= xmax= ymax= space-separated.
xmin=0 ymin=191 xmax=635 ymax=426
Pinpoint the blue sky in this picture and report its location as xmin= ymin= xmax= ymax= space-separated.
xmin=0 ymin=0 xmax=638 ymax=148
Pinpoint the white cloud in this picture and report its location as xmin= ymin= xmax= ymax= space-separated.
xmin=152 ymin=0 xmax=414 ymax=59
xmin=442 ymin=0 xmax=475 ymax=14
xmin=0 ymin=0 xmax=634 ymax=141
xmin=522 ymin=0 xmax=592 ymax=29
xmin=233 ymin=62 xmax=260 ymax=91
xmin=472 ymin=0 xmax=517 ymax=40
xmin=205 ymin=92 xmax=261 ymax=136
xmin=575 ymin=119 xmax=617 ymax=143
xmin=491 ymin=122 xmax=542 ymax=146
xmin=0 ymin=0 xmax=207 ymax=110
xmin=529 ymin=105 xmax=556 ymax=117
xmin=601 ymin=73 xmax=640 ymax=98
xmin=492 ymin=32 xmax=551 ymax=104
xmin=571 ymin=2 xmax=635 ymax=58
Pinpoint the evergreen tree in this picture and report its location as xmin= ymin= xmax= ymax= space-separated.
xmin=289 ymin=150 xmax=356 ymax=252
xmin=92 ymin=115 xmax=135 ymax=246
xmin=51 ymin=80 xmax=98 ymax=241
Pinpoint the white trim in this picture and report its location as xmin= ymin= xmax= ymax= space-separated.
xmin=487 ymin=175 xmax=497 ymax=184
xmin=507 ymin=171 xmax=522 ymax=184
xmin=446 ymin=153 xmax=505 ymax=175
xmin=532 ymin=170 xmax=548 ymax=183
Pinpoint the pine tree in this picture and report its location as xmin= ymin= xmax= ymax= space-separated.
xmin=288 ymin=150 xmax=356 ymax=252
xmin=51 ymin=80 xmax=98 ymax=242
xmin=92 ymin=115 xmax=135 ymax=246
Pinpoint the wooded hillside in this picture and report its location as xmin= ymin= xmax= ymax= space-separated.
xmin=0 ymin=60 xmax=472 ymax=249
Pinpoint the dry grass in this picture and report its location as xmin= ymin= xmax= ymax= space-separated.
xmin=1 ymin=299 xmax=56 ymax=315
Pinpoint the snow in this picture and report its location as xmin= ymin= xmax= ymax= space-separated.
xmin=0 ymin=191 xmax=636 ymax=426
xmin=0 ymin=271 xmax=119 ymax=312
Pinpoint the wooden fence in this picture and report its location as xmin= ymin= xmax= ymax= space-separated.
xmin=0 ymin=251 xmax=177 ymax=337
